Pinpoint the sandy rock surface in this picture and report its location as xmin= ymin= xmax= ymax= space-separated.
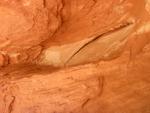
xmin=0 ymin=0 xmax=150 ymax=113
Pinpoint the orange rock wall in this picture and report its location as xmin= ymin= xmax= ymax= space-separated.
xmin=0 ymin=0 xmax=150 ymax=113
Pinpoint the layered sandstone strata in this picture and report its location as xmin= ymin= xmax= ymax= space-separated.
xmin=0 ymin=0 xmax=150 ymax=113
xmin=0 ymin=0 xmax=149 ymax=67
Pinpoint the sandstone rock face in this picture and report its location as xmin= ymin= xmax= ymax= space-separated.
xmin=0 ymin=0 xmax=150 ymax=113
xmin=0 ymin=0 xmax=62 ymax=65
xmin=0 ymin=0 xmax=149 ymax=66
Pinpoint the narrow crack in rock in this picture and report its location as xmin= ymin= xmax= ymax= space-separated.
xmin=82 ymin=98 xmax=91 ymax=109
xmin=81 ymin=76 xmax=105 ymax=109
xmin=98 ymin=76 xmax=105 ymax=97
xmin=65 ymin=22 xmax=133 ymax=65
xmin=8 ymin=96 xmax=15 ymax=113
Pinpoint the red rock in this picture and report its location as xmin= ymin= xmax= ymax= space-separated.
xmin=0 ymin=0 xmax=150 ymax=113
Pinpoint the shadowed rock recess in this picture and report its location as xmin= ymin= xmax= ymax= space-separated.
xmin=0 ymin=0 xmax=150 ymax=113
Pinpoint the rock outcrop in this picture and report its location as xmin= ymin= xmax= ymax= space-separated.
xmin=0 ymin=0 xmax=150 ymax=113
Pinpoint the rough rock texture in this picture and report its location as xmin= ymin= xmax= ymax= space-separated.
xmin=0 ymin=0 xmax=149 ymax=66
xmin=0 ymin=0 xmax=150 ymax=113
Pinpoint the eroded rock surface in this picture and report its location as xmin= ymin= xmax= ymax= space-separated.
xmin=0 ymin=0 xmax=150 ymax=113
xmin=0 ymin=0 xmax=149 ymax=66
